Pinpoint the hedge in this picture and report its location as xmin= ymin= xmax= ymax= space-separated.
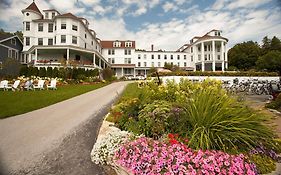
xmin=19 ymin=66 xmax=99 ymax=80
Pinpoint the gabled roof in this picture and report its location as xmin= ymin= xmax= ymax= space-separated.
xmin=22 ymin=2 xmax=42 ymax=16
xmin=57 ymin=13 xmax=79 ymax=19
xmin=0 ymin=33 xmax=23 ymax=45
xmin=0 ymin=33 xmax=14 ymax=41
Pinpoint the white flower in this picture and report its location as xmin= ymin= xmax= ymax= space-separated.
xmin=91 ymin=128 xmax=131 ymax=165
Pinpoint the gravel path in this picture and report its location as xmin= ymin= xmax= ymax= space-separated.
xmin=0 ymin=81 xmax=129 ymax=175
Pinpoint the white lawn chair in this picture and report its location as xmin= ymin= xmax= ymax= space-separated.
xmin=24 ymin=80 xmax=33 ymax=91
xmin=47 ymin=79 xmax=57 ymax=90
xmin=0 ymin=80 xmax=8 ymax=91
xmin=6 ymin=80 xmax=20 ymax=91
xmin=33 ymin=80 xmax=45 ymax=90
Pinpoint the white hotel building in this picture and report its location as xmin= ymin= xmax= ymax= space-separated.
xmin=21 ymin=2 xmax=228 ymax=78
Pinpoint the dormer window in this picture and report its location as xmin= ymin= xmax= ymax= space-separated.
xmin=113 ymin=41 xmax=121 ymax=47
xmin=52 ymin=12 xmax=55 ymax=19
xmin=125 ymin=42 xmax=132 ymax=47
xmin=45 ymin=12 xmax=49 ymax=19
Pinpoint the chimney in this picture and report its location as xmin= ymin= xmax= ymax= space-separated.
xmin=151 ymin=44 xmax=154 ymax=51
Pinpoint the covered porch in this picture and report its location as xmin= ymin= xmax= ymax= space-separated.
xmin=24 ymin=46 xmax=109 ymax=70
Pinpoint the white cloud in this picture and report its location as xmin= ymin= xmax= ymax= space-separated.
xmin=212 ymin=0 xmax=226 ymax=10
xmin=227 ymin=0 xmax=271 ymax=9
xmin=162 ymin=2 xmax=177 ymax=12
xmin=0 ymin=0 xmax=280 ymax=51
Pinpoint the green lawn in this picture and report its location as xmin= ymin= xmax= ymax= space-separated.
xmin=0 ymin=83 xmax=108 ymax=119
xmin=118 ymin=83 xmax=143 ymax=102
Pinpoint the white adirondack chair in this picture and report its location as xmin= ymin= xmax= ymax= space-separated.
xmin=47 ymin=79 xmax=57 ymax=90
xmin=33 ymin=80 xmax=45 ymax=90
xmin=6 ymin=80 xmax=20 ymax=91
xmin=0 ymin=80 xmax=8 ymax=91
xmin=24 ymin=80 xmax=33 ymax=91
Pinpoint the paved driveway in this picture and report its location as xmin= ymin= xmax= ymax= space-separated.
xmin=0 ymin=81 xmax=129 ymax=175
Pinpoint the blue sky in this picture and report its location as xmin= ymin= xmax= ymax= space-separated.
xmin=0 ymin=0 xmax=280 ymax=50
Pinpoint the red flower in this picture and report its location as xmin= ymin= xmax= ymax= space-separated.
xmin=168 ymin=133 xmax=174 ymax=139
xmin=169 ymin=139 xmax=179 ymax=145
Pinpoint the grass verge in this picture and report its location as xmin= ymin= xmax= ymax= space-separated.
xmin=0 ymin=83 xmax=108 ymax=119
xmin=117 ymin=83 xmax=142 ymax=102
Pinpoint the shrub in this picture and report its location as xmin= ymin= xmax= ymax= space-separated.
xmin=266 ymin=94 xmax=281 ymax=111
xmin=249 ymin=154 xmax=276 ymax=174
xmin=102 ymin=67 xmax=114 ymax=81
xmin=114 ymin=137 xmax=257 ymax=175
xmin=136 ymin=101 xmax=184 ymax=139
xmin=38 ymin=67 xmax=46 ymax=77
xmin=46 ymin=67 xmax=52 ymax=77
xmin=115 ymin=79 xmax=276 ymax=153
xmin=181 ymin=82 xmax=275 ymax=152
xmin=91 ymin=128 xmax=131 ymax=165
xmin=0 ymin=58 xmax=21 ymax=78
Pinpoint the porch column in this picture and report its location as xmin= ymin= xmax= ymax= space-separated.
xmin=66 ymin=48 xmax=69 ymax=65
xmin=28 ymin=53 xmax=31 ymax=63
xmin=212 ymin=40 xmax=215 ymax=72
xmin=133 ymin=68 xmax=136 ymax=77
xmin=35 ymin=49 xmax=38 ymax=64
xmin=99 ymin=58 xmax=101 ymax=68
xmin=225 ymin=46 xmax=228 ymax=69
xmin=201 ymin=42 xmax=204 ymax=71
xmin=221 ymin=41 xmax=224 ymax=72
xmin=145 ymin=69 xmax=147 ymax=78
xmin=103 ymin=61 xmax=106 ymax=69
xmin=121 ymin=67 xmax=124 ymax=77
xmin=93 ymin=53 xmax=96 ymax=67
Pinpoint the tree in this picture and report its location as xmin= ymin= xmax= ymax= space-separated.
xmin=270 ymin=36 xmax=281 ymax=52
xmin=261 ymin=36 xmax=271 ymax=55
xmin=0 ymin=58 xmax=21 ymax=78
xmin=101 ymin=67 xmax=114 ymax=81
xmin=228 ymin=41 xmax=261 ymax=70
xmin=256 ymin=50 xmax=281 ymax=76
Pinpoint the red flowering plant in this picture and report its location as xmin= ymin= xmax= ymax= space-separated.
xmin=167 ymin=133 xmax=189 ymax=145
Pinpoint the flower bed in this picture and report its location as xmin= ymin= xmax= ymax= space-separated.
xmin=114 ymin=137 xmax=257 ymax=175
xmin=91 ymin=80 xmax=281 ymax=174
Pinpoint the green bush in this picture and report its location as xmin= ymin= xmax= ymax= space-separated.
xmin=101 ymin=68 xmax=114 ymax=81
xmin=46 ymin=67 xmax=52 ymax=77
xmin=249 ymin=154 xmax=276 ymax=174
xmin=266 ymin=94 xmax=281 ymax=111
xmin=182 ymin=85 xmax=275 ymax=151
xmin=38 ymin=67 xmax=46 ymax=77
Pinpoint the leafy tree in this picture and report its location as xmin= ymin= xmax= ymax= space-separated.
xmin=164 ymin=62 xmax=179 ymax=71
xmin=0 ymin=58 xmax=21 ymax=78
xmin=19 ymin=65 xmax=28 ymax=76
xmin=261 ymin=36 xmax=271 ymax=55
xmin=101 ymin=67 xmax=114 ymax=81
xmin=256 ymin=50 xmax=281 ymax=75
xmin=228 ymin=41 xmax=261 ymax=70
xmin=15 ymin=31 xmax=23 ymax=41
xmin=270 ymin=36 xmax=281 ymax=52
